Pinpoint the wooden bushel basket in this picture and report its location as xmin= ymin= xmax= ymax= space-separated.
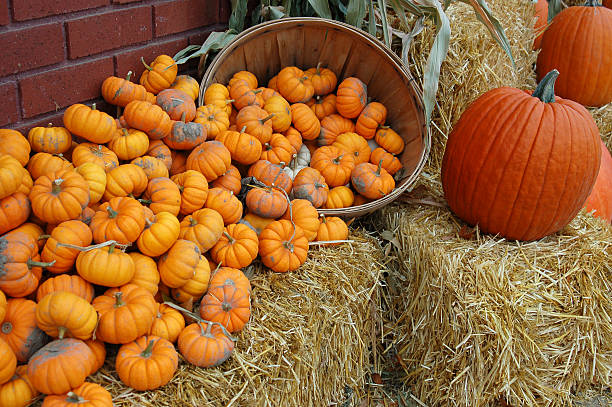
xmin=200 ymin=17 xmax=431 ymax=218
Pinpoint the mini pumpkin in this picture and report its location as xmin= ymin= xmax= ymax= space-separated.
xmin=246 ymin=187 xmax=288 ymax=219
xmin=209 ymin=266 xmax=251 ymax=293
xmin=235 ymin=106 xmax=275 ymax=144
xmin=308 ymin=94 xmax=337 ymax=120
xmin=156 ymin=88 xmax=196 ymax=121
xmin=0 ymin=129 xmax=30 ymax=166
xmin=259 ymin=220 xmax=308 ymax=273
xmin=0 ymin=193 xmax=31 ymax=236
xmin=281 ymin=199 xmax=319 ymax=241
xmin=41 ymin=382 xmax=112 ymax=407
xmin=336 ymin=77 xmax=367 ymax=118
xmin=128 ymin=252 xmax=161 ymax=296
xmin=248 ymin=160 xmax=293 ymax=193
xmin=103 ymin=163 xmax=148 ymax=201
xmin=178 ymin=208 xmax=224 ymax=252
xmin=147 ymin=140 xmax=173 ymax=170
xmin=216 ymin=127 xmax=263 ymax=165
xmin=101 ymin=71 xmax=151 ymax=107
xmin=0 ymin=338 xmax=16 ymax=385
xmin=149 ymin=303 xmax=185 ymax=343
xmin=63 ymin=103 xmax=117 ymax=144
xmin=240 ymin=213 xmax=274 ymax=235
xmin=29 ymin=170 xmax=89 ymax=225
xmin=318 ymin=114 xmax=355 ymax=146
xmin=178 ymin=321 xmax=234 ymax=367
xmin=27 ymin=338 xmax=94 ymax=395
xmin=316 ymin=215 xmax=349 ymax=245
xmin=26 ymin=152 xmax=74 ymax=180
xmin=90 ymin=196 xmax=146 ymax=244
xmin=355 ymin=102 xmax=387 ymax=139
xmin=210 ymin=223 xmax=259 ymax=269
xmin=139 ymin=55 xmax=178 ymax=94
xmin=0 ymin=298 xmax=47 ymax=363
xmin=205 ymin=188 xmax=243 ymax=225
xmin=171 ymin=75 xmax=199 ymax=100
xmin=41 ymin=219 xmax=93 ymax=273
xmin=351 ymin=161 xmax=395 ymax=200
xmin=292 ymin=167 xmax=329 ymax=208
xmin=375 ymin=127 xmax=404 ymax=155
xmin=264 ymin=95 xmax=292 ymax=132
xmin=229 ymin=79 xmax=263 ymax=110
xmin=157 ymin=240 xmax=202 ymax=288
xmin=28 ymin=125 xmax=72 ymax=154
xmin=324 ymin=186 xmax=355 ymax=209
xmin=71 ymin=143 xmax=118 ymax=172
xmin=76 ymin=242 xmax=135 ymax=287
xmin=93 ymin=284 xmax=156 ymax=344
xmin=260 ymin=133 xmax=294 ymax=165
xmin=200 ymin=284 xmax=251 ymax=333
xmin=290 ymin=103 xmax=320 ymax=141
xmin=75 ymin=163 xmax=107 ymax=204
xmin=204 ymin=83 xmax=233 ymax=115
xmin=131 ymin=155 xmax=169 ymax=180
xmin=115 ymin=335 xmax=179 ymax=391
xmin=170 ymin=256 xmax=211 ymax=305
xmin=0 ymin=232 xmax=46 ymax=298
xmin=277 ymin=66 xmax=314 ymax=103
xmin=304 ymin=63 xmax=337 ymax=96
xmin=124 ymin=100 xmax=173 ymax=140
xmin=35 ymin=291 xmax=97 ymax=340
xmin=211 ymin=165 xmax=242 ymax=195
xmin=186 ymin=140 xmax=232 ymax=182
xmin=0 ymin=365 xmax=38 ymax=407
xmin=370 ymin=147 xmax=402 ymax=175
xmin=166 ymin=118 xmax=207 ymax=150
xmin=108 ymin=128 xmax=150 ymax=160
xmin=141 ymin=177 xmax=181 ymax=216
xmin=310 ymin=145 xmax=355 ymax=187
xmin=332 ymin=132 xmax=371 ymax=165
xmin=36 ymin=274 xmax=94 ymax=303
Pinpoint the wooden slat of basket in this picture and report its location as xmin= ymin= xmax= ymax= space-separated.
xmin=201 ymin=18 xmax=430 ymax=218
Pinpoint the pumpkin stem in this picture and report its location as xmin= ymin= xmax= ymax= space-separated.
xmin=106 ymin=206 xmax=118 ymax=219
xmin=223 ymin=231 xmax=235 ymax=244
xmin=38 ymin=234 xmax=51 ymax=240
xmin=92 ymin=103 xmax=97 ymax=111
xmin=532 ymin=69 xmax=559 ymax=103
xmin=376 ymin=159 xmax=383 ymax=177
xmin=226 ymin=99 xmax=235 ymax=105
xmin=138 ymin=199 xmax=152 ymax=205
xmin=180 ymin=111 xmax=186 ymax=123
xmin=320 ymin=214 xmax=327 ymax=224
xmin=178 ymin=185 xmax=184 ymax=193
xmin=283 ymin=240 xmax=295 ymax=253
xmin=108 ymin=242 xmax=116 ymax=254
xmin=122 ymin=128 xmax=129 ymax=137
xmin=125 ymin=71 xmax=133 ymax=82
xmin=66 ymin=392 xmax=87 ymax=403
xmin=240 ymin=126 xmax=247 ymax=133
xmin=259 ymin=113 xmax=275 ymax=124
xmin=58 ymin=326 xmax=67 ymax=339
xmin=1 ymin=321 xmax=12 ymax=334
xmin=332 ymin=155 xmax=343 ymax=165
xmin=316 ymin=62 xmax=322 ymax=74
xmin=27 ymin=259 xmax=56 ymax=269
xmin=114 ymin=291 xmax=125 ymax=307
xmin=55 ymin=240 xmax=122 ymax=252
xmin=51 ymin=178 xmax=64 ymax=194
xmin=141 ymin=57 xmax=153 ymax=71
xmin=141 ymin=338 xmax=156 ymax=358
xmin=47 ymin=122 xmax=53 ymax=127
xmin=189 ymin=216 xmax=198 ymax=226
xmin=144 ymin=217 xmax=154 ymax=228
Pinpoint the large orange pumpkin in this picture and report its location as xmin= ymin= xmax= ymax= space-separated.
xmin=441 ymin=71 xmax=601 ymax=241
xmin=536 ymin=3 xmax=612 ymax=107
xmin=584 ymin=141 xmax=612 ymax=223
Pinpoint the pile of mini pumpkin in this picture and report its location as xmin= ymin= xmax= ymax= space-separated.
xmin=0 ymin=53 xmax=399 ymax=406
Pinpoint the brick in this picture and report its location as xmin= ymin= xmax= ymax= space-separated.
xmin=112 ymin=0 xmax=141 ymax=3
xmin=188 ymin=28 xmax=214 ymax=46
xmin=66 ymin=6 xmax=152 ymax=59
xmin=154 ymin=0 xmax=218 ymax=37
xmin=114 ymin=37 xmax=188 ymax=78
xmin=12 ymin=0 xmax=109 ymax=22
xmin=0 ymin=82 xmax=20 ymax=127
xmin=0 ymin=24 xmax=64 ymax=76
xmin=12 ymin=111 xmax=65 ymax=136
xmin=0 ymin=0 xmax=9 ymax=25
xmin=19 ymin=58 xmax=114 ymax=118
xmin=219 ymin=0 xmax=231 ymax=23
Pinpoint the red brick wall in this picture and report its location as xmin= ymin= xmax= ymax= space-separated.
xmin=0 ymin=0 xmax=230 ymax=134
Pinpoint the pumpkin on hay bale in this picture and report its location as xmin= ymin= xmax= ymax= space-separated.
xmin=84 ymin=231 xmax=385 ymax=407
xmin=368 ymin=0 xmax=612 ymax=405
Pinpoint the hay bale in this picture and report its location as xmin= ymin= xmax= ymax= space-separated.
xmin=377 ymin=197 xmax=612 ymax=407
xmin=84 ymin=231 xmax=384 ymax=407
xmin=373 ymin=0 xmax=612 ymax=405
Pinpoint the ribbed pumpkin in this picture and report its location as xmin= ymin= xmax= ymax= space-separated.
xmin=194 ymin=104 xmax=229 ymax=139
xmin=204 ymin=83 xmax=232 ymax=114
xmin=0 ymin=337 xmax=16 ymax=385
xmin=108 ymin=128 xmax=150 ymax=160
xmin=205 ymin=188 xmax=243 ymax=225
xmin=103 ymin=163 xmax=148 ymax=201
xmin=178 ymin=208 xmax=224 ymax=252
xmin=177 ymin=321 xmax=234 ymax=368
xmin=0 ymin=193 xmax=31 ymax=236
xmin=76 ymin=243 xmax=135 ymax=287
xmin=248 ymin=160 xmax=293 ymax=193
xmin=63 ymin=104 xmax=117 ymax=144
xmin=29 ymin=170 xmax=89 ymax=226
xmin=211 ymin=165 xmax=242 ymax=195
xmin=308 ymin=94 xmax=337 ymax=120
xmin=41 ymin=382 xmax=112 ymax=407
xmin=355 ymin=102 xmax=387 ymax=139
xmin=139 ymin=55 xmax=178 ymax=94
xmin=170 ymin=150 xmax=188 ymax=176
xmin=319 ymin=114 xmax=356 ymax=146
xmin=375 ymin=127 xmax=404 ymax=155
xmin=71 ymin=143 xmax=119 ymax=172
xmin=536 ymin=3 xmax=612 ymax=107
xmin=0 ymin=129 xmax=31 ymax=166
xmin=28 ymin=125 xmax=72 ymax=154
xmin=35 ymin=291 xmax=97 ymax=340
xmin=441 ymin=71 xmax=601 ymax=241
xmin=209 ymin=266 xmax=252 ymax=293
xmin=36 ymin=274 xmax=94 ymax=303
xmin=246 ymin=187 xmax=288 ymax=219
xmin=305 ymin=64 xmax=337 ymax=96
xmin=157 ymin=240 xmax=202 ymax=288
xmin=101 ymin=71 xmax=151 ymax=107
xmin=200 ymin=284 xmax=251 ymax=333
xmin=210 ymin=223 xmax=259 ymax=269
xmin=171 ymin=170 xmax=209 ymax=215
xmin=149 ymin=303 xmax=185 ymax=343
xmin=170 ymin=75 xmax=199 ymax=100
xmin=41 ymin=220 xmax=93 ymax=273
xmin=186 ymin=140 xmax=232 ymax=182
xmin=235 ymin=106 xmax=275 ymax=144
xmin=124 ymin=100 xmax=173 ymax=140
xmin=90 ymin=197 xmax=146 ymax=244
xmin=75 ymin=163 xmax=107 ymax=204
xmin=281 ymin=199 xmax=319 ymax=242
xmin=166 ymin=119 xmax=207 ymax=150
xmin=27 ymin=338 xmax=95 ymax=395
xmin=0 ymin=155 xmax=24 ymax=198
xmin=260 ymin=133 xmax=294 ymax=165
xmin=336 ymin=77 xmax=367 ymax=118
xmin=351 ymin=161 xmax=395 ymax=200
xmin=128 ymin=253 xmax=160 ymax=296
xmin=115 ymin=335 xmax=179 ymax=391
xmin=0 ymin=231 xmax=45 ymax=298
xmin=292 ymin=167 xmax=329 ymax=208
xmin=584 ymin=141 xmax=612 ymax=223
xmin=332 ymin=132 xmax=371 ymax=165
xmin=324 ymin=186 xmax=354 ymax=209
xmin=131 ymin=156 xmax=169 ymax=180
xmin=290 ymin=103 xmax=320 ymax=141
xmin=142 ymin=177 xmax=181 ymax=216
xmin=26 ymin=152 xmax=74 ymax=180
xmin=276 ymin=66 xmax=314 ymax=103
xmin=216 ymin=128 xmax=263 ymax=165
xmin=147 ymin=140 xmax=173 ymax=170
xmin=93 ymin=284 xmax=156 ymax=344
xmin=171 ymin=256 xmax=211 ymax=305
xmin=0 ymin=299 xmax=47 ymax=363
xmin=316 ymin=215 xmax=349 ymax=244
xmin=0 ymin=365 xmax=38 ymax=407
xmin=310 ymin=145 xmax=355 ymax=187
xmin=156 ymin=88 xmax=196 ymax=121
xmin=259 ymin=220 xmax=308 ymax=273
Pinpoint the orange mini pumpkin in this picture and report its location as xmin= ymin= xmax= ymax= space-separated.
xmin=170 ymin=75 xmax=199 ymax=100
xmin=205 ymin=188 xmax=243 ymax=225
xmin=26 ymin=152 xmax=74 ymax=181
xmin=157 ymin=240 xmax=202 ymax=288
xmin=310 ymin=145 xmax=355 ymax=187
xmin=41 ymin=219 xmax=93 ymax=274
xmin=260 ymin=133 xmax=293 ymax=165
xmin=0 ymin=193 xmax=31 ymax=236
xmin=229 ymin=79 xmax=263 ymax=110
xmin=308 ymin=94 xmax=337 ymax=120
xmin=71 ymin=143 xmax=118 ymax=172
xmin=27 ymin=125 xmax=72 ymax=154
xmin=156 ymin=88 xmax=196 ymax=121
xmin=351 ymin=161 xmax=395 ymax=200
xmin=248 ymin=160 xmax=293 ymax=193
xmin=281 ymin=199 xmax=319 ymax=242
xmin=177 ymin=321 xmax=234 ymax=367
xmin=194 ymin=104 xmax=229 ymax=139
xmin=370 ymin=147 xmax=402 ymax=175
xmin=1 ymin=298 xmax=47 ymax=363
xmin=90 ymin=196 xmax=146 ymax=244
xmin=336 ymin=77 xmax=367 ymax=119
xmin=200 ymin=284 xmax=251 ymax=333
xmin=147 ymin=139 xmax=173 ymax=170
xmin=149 ymin=303 xmax=185 ymax=343
xmin=142 ymin=177 xmax=181 ymax=216
xmin=375 ymin=127 xmax=405 ymax=155
xmin=29 ymin=170 xmax=89 ymax=225
xmin=0 ymin=232 xmax=46 ymax=298
xmin=186 ymin=140 xmax=232 ymax=182
xmin=235 ymin=106 xmax=275 ymax=144
xmin=131 ymin=156 xmax=169 ymax=180
xmin=108 ymin=128 xmax=150 ymax=160
xmin=264 ymin=95 xmax=292 ymax=132
xmin=0 ymin=129 xmax=30 ymax=166
xmin=123 ymin=100 xmax=173 ymax=140
xmin=171 ymin=170 xmax=209 ymax=215
xmin=35 ymin=291 xmax=97 ymax=340
xmin=210 ymin=223 xmax=259 ymax=269
xmin=128 ymin=253 xmax=161 ymax=296
xmin=211 ymin=165 xmax=242 ymax=195
xmin=139 ymin=55 xmax=178 ymax=94
xmin=115 ymin=335 xmax=179 ymax=391
xmin=166 ymin=119 xmax=207 ymax=151
xmin=41 ymin=382 xmax=112 ymax=406
xmin=101 ymin=71 xmax=151 ymax=107
xmin=259 ymin=220 xmax=308 ymax=273
xmin=36 ymin=274 xmax=94 ymax=303
xmin=171 ymin=255 xmax=211 ymax=305
xmin=318 ymin=114 xmax=355 ymax=146
xmin=204 ymin=83 xmax=233 ymax=115
xmin=316 ymin=215 xmax=349 ymax=244
xmin=332 ymin=132 xmax=371 ymax=165
xmin=305 ymin=64 xmax=337 ymax=96
xmin=246 ymin=187 xmax=288 ymax=219
xmin=93 ymin=284 xmax=156 ymax=344
xmin=290 ymin=103 xmax=320 ymax=141
xmin=103 ymin=163 xmax=148 ymax=201
xmin=63 ymin=103 xmax=117 ymax=144
xmin=178 ymin=208 xmax=224 ymax=252
xmin=216 ymin=128 xmax=263 ymax=165
xmin=355 ymin=102 xmax=387 ymax=139
xmin=324 ymin=186 xmax=355 ymax=209
xmin=0 ymin=365 xmax=38 ymax=407
xmin=76 ymin=242 xmax=135 ymax=287
xmin=277 ymin=66 xmax=314 ymax=103
xmin=292 ymin=167 xmax=329 ymax=208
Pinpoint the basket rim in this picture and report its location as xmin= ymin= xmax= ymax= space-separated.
xmin=200 ymin=17 xmax=431 ymax=218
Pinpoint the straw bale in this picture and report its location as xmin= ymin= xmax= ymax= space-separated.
xmin=375 ymin=191 xmax=611 ymax=407
xmin=80 ymin=231 xmax=385 ymax=407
